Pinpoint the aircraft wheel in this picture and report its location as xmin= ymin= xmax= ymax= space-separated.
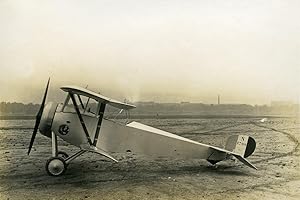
xmin=57 ymin=151 xmax=69 ymax=159
xmin=46 ymin=157 xmax=67 ymax=176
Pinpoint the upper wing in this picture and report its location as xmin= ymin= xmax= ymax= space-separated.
xmin=61 ymin=85 xmax=136 ymax=110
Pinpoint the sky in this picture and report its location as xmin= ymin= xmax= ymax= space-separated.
xmin=0 ymin=0 xmax=299 ymax=105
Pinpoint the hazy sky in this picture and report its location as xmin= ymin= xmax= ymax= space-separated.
xmin=0 ymin=0 xmax=299 ymax=104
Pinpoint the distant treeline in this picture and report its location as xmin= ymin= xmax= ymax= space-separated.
xmin=133 ymin=102 xmax=299 ymax=116
xmin=0 ymin=102 xmax=40 ymax=115
xmin=0 ymin=101 xmax=299 ymax=117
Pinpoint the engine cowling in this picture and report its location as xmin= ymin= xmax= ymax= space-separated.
xmin=39 ymin=102 xmax=58 ymax=138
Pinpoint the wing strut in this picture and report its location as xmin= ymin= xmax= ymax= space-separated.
xmin=92 ymin=103 xmax=106 ymax=146
xmin=69 ymin=92 xmax=93 ymax=145
xmin=77 ymin=94 xmax=85 ymax=109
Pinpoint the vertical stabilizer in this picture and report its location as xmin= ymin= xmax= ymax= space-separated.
xmin=225 ymin=135 xmax=256 ymax=158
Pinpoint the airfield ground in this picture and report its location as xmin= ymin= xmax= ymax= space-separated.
xmin=0 ymin=117 xmax=299 ymax=200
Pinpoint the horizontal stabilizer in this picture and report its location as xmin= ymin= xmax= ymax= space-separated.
xmin=232 ymin=154 xmax=257 ymax=170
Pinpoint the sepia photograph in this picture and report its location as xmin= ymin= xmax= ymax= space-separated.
xmin=0 ymin=0 xmax=299 ymax=199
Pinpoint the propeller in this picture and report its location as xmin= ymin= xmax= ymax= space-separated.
xmin=28 ymin=78 xmax=50 ymax=155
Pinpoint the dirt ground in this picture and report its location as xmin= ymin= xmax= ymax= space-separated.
xmin=0 ymin=117 xmax=299 ymax=200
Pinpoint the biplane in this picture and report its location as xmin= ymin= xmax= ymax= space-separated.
xmin=28 ymin=79 xmax=257 ymax=176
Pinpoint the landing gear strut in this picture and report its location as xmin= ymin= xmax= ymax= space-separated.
xmin=58 ymin=151 xmax=69 ymax=159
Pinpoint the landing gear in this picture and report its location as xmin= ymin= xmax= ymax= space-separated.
xmin=46 ymin=157 xmax=67 ymax=176
xmin=45 ymin=132 xmax=67 ymax=176
xmin=57 ymin=151 xmax=69 ymax=159
xmin=45 ymin=132 xmax=86 ymax=176
xmin=46 ymin=132 xmax=115 ymax=176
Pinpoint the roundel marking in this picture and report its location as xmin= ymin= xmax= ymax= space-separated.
xmin=58 ymin=124 xmax=70 ymax=135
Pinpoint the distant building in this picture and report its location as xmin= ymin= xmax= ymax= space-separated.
xmin=135 ymin=101 xmax=156 ymax=105
xmin=180 ymin=101 xmax=190 ymax=104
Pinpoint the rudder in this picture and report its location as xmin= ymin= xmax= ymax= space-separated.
xmin=225 ymin=135 xmax=256 ymax=158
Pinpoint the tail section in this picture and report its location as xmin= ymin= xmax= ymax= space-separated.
xmin=222 ymin=135 xmax=257 ymax=169
xmin=206 ymin=134 xmax=257 ymax=169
